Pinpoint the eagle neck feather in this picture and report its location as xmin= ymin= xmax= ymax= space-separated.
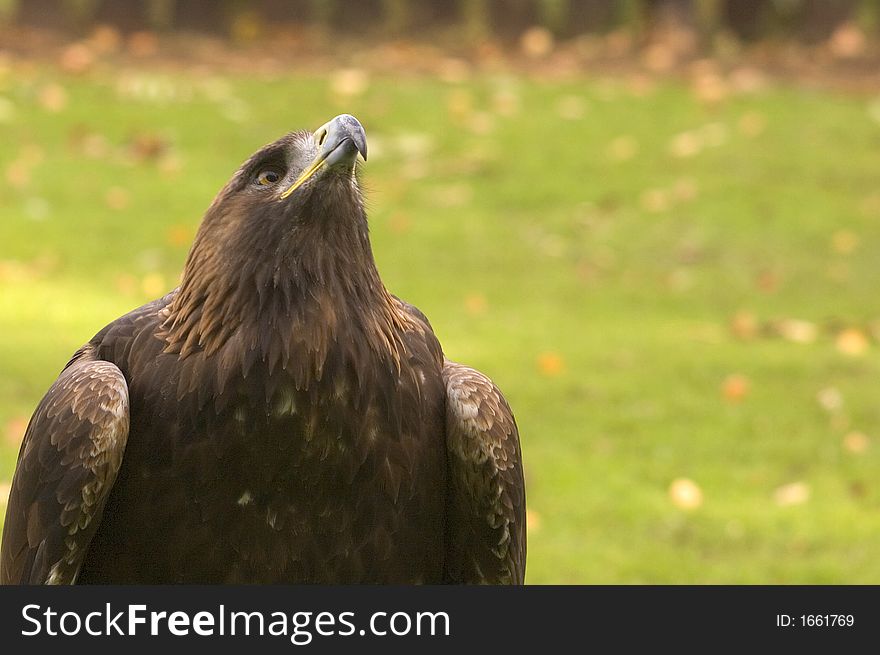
xmin=160 ymin=205 xmax=412 ymax=392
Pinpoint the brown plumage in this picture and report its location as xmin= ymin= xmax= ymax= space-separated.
xmin=0 ymin=114 xmax=526 ymax=584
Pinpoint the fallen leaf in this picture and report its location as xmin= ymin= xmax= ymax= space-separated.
xmin=468 ymin=112 xmax=495 ymax=135
xmin=730 ymin=311 xmax=758 ymax=340
xmin=666 ymin=268 xmax=694 ymax=292
xmin=672 ymin=177 xmax=698 ymax=202
xmin=387 ymin=212 xmax=411 ymax=234
xmin=692 ymin=71 xmax=728 ymax=104
xmin=437 ymin=58 xmax=470 ymax=84
xmin=831 ymin=230 xmax=859 ymax=255
xmin=756 ymin=270 xmax=779 ymax=293
xmin=722 ymin=374 xmax=750 ymax=403
xmin=537 ymin=352 xmax=564 ymax=377
xmin=330 ymin=68 xmax=369 ymax=98
xmin=737 ymin=110 xmax=766 ymax=137
xmin=141 ymin=273 xmax=165 ymax=298
xmin=729 ymin=68 xmax=767 ymax=93
xmin=643 ymin=43 xmax=676 ymax=72
xmin=849 ymin=481 xmax=867 ymax=499
xmin=843 ymin=431 xmax=870 ymax=454
xmin=828 ymin=22 xmax=866 ymax=59
xmin=105 ymin=187 xmax=130 ymax=211
xmin=520 ymin=27 xmax=554 ymax=58
xmin=556 ymin=95 xmax=586 ymax=121
xmin=492 ymin=88 xmax=520 ymax=117
xmin=777 ymin=319 xmax=818 ymax=344
xmin=127 ymin=31 xmax=160 ymax=58
xmin=640 ymin=189 xmax=670 ymax=213
xmin=669 ymin=478 xmax=703 ymax=510
xmin=526 ymin=509 xmax=541 ymax=533
xmin=464 ymin=293 xmax=487 ymax=316
xmin=38 ymin=83 xmax=68 ymax=113
xmin=816 ymin=387 xmax=843 ymax=413
xmin=836 ymin=328 xmax=869 ymax=357
xmin=5 ymin=416 xmax=27 ymax=446
xmin=446 ymin=88 xmax=473 ymax=120
xmin=774 ymin=482 xmax=810 ymax=507
xmin=24 ymin=197 xmax=50 ymax=221
xmin=606 ymin=135 xmax=638 ymax=162
xmin=700 ymin=122 xmax=728 ymax=147
xmin=115 ymin=273 xmax=137 ymax=295
xmin=59 ymin=43 xmax=95 ymax=74
xmin=89 ymin=24 xmax=122 ymax=55
xmin=158 ymin=153 xmax=182 ymax=177
xmin=669 ymin=131 xmax=702 ymax=158
xmin=0 ymin=96 xmax=14 ymax=124
xmin=5 ymin=160 xmax=30 ymax=188
xmin=166 ymin=225 xmax=192 ymax=247
xmin=128 ymin=132 xmax=169 ymax=162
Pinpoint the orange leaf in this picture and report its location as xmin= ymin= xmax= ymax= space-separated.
xmin=722 ymin=374 xmax=750 ymax=403
xmin=537 ymin=352 xmax=564 ymax=377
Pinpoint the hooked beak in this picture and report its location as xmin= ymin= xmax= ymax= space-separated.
xmin=280 ymin=114 xmax=367 ymax=200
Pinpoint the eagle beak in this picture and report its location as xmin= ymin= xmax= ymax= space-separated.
xmin=280 ymin=114 xmax=367 ymax=200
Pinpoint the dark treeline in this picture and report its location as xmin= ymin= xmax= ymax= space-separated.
xmin=1 ymin=1 xmax=878 ymax=44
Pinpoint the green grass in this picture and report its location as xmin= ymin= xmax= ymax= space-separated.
xmin=2 ymin=64 xmax=880 ymax=583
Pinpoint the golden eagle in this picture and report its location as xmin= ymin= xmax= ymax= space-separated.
xmin=0 ymin=115 xmax=526 ymax=584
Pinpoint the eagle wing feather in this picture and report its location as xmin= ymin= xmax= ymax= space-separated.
xmin=442 ymin=360 xmax=526 ymax=584
xmin=0 ymin=348 xmax=129 ymax=584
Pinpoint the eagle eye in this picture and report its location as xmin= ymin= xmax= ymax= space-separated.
xmin=255 ymin=167 xmax=283 ymax=186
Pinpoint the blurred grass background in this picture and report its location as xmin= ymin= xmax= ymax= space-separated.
xmin=2 ymin=2 xmax=880 ymax=583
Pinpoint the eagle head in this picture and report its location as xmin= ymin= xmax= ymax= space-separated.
xmin=199 ymin=113 xmax=369 ymax=241
xmin=167 ymin=114 xmax=388 ymax=359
